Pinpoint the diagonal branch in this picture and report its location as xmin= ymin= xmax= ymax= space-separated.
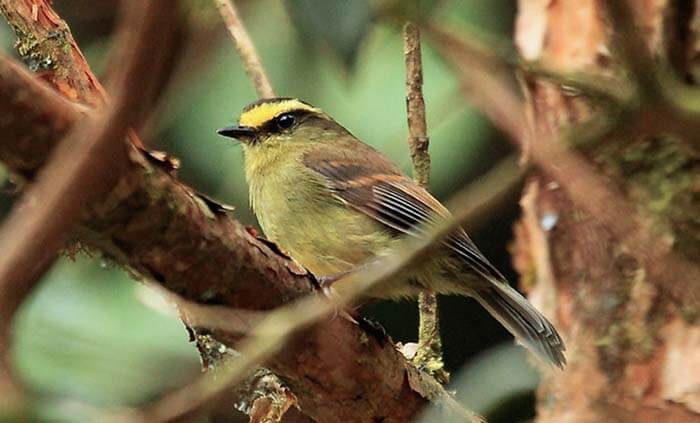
xmin=0 ymin=0 xmax=177 ymax=409
xmin=215 ymin=0 xmax=275 ymax=98
xmin=0 ymin=52 xmax=435 ymax=423
xmin=124 ymin=160 xmax=519 ymax=423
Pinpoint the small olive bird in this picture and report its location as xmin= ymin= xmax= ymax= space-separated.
xmin=218 ymin=98 xmax=566 ymax=368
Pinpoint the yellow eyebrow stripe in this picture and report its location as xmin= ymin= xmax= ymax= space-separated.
xmin=239 ymin=99 xmax=320 ymax=128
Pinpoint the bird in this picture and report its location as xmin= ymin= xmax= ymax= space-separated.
xmin=217 ymin=97 xmax=566 ymax=368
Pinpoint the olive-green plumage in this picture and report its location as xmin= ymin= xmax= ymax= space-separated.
xmin=218 ymin=97 xmax=566 ymax=368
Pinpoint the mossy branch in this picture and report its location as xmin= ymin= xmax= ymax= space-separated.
xmin=0 ymin=0 xmax=177 ymax=415
xmin=0 ymin=3 xmax=469 ymax=422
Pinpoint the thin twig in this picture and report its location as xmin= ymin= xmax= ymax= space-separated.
xmin=404 ymin=22 xmax=431 ymax=188
xmin=214 ymin=0 xmax=275 ymax=98
xmin=0 ymin=0 xmax=176 ymax=394
xmin=403 ymin=21 xmax=447 ymax=383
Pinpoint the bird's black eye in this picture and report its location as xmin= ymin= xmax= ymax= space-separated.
xmin=275 ymin=114 xmax=295 ymax=131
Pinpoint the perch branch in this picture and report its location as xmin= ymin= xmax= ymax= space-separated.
xmin=0 ymin=0 xmax=175 ymax=396
xmin=403 ymin=21 xmax=447 ymax=383
xmin=124 ymin=158 xmax=521 ymax=423
xmin=1 ymin=1 xmax=290 ymax=421
xmin=214 ymin=0 xmax=275 ymax=98
xmin=0 ymin=52 xmax=444 ymax=422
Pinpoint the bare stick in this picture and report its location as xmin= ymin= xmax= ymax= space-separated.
xmin=403 ymin=21 xmax=447 ymax=382
xmin=405 ymin=22 xmax=431 ymax=188
xmin=0 ymin=0 xmax=176 ymax=395
xmin=214 ymin=0 xmax=275 ymax=98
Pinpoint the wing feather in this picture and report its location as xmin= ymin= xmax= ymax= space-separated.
xmin=304 ymin=147 xmax=566 ymax=368
xmin=305 ymin=151 xmax=505 ymax=282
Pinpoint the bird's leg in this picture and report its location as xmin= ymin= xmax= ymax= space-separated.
xmin=316 ymin=258 xmax=383 ymax=291
xmin=316 ymin=259 xmax=382 ymax=324
xmin=316 ymin=268 xmax=355 ymax=291
xmin=315 ymin=269 xmax=357 ymax=323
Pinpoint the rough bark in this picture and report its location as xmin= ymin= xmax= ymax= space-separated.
xmin=0 ymin=0 xmax=106 ymax=105
xmin=0 ymin=53 xmax=438 ymax=421
xmin=514 ymin=1 xmax=700 ymax=422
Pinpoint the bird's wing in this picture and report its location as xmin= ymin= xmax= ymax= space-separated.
xmin=304 ymin=147 xmax=567 ymax=368
xmin=303 ymin=149 xmax=506 ymax=282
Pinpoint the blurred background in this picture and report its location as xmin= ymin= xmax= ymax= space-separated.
xmin=0 ymin=1 xmax=540 ymax=421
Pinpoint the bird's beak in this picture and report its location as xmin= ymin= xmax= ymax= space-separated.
xmin=217 ymin=125 xmax=256 ymax=143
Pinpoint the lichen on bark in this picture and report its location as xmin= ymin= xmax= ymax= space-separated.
xmin=514 ymin=0 xmax=700 ymax=421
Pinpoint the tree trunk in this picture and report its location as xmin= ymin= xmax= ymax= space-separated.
xmin=513 ymin=1 xmax=700 ymax=422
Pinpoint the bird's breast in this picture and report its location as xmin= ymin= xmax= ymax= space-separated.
xmin=248 ymin=158 xmax=395 ymax=277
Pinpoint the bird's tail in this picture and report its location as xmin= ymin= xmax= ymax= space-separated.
xmin=472 ymin=281 xmax=566 ymax=368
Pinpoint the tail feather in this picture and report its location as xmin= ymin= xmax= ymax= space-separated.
xmin=473 ymin=282 xmax=566 ymax=368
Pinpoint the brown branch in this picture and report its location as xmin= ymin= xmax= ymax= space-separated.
xmin=214 ymin=0 xmax=275 ymax=98
xmin=0 ymin=0 xmax=176 ymax=401
xmin=403 ymin=21 xmax=447 ymax=383
xmin=1 ymin=2 xmax=288 ymax=420
xmin=125 ymin=160 xmax=520 ymax=423
xmin=0 ymin=0 xmax=106 ymax=106
xmin=0 ymin=53 xmax=439 ymax=422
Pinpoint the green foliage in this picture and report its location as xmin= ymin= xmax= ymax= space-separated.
xmin=12 ymin=258 xmax=199 ymax=408
xmin=284 ymin=0 xmax=372 ymax=69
